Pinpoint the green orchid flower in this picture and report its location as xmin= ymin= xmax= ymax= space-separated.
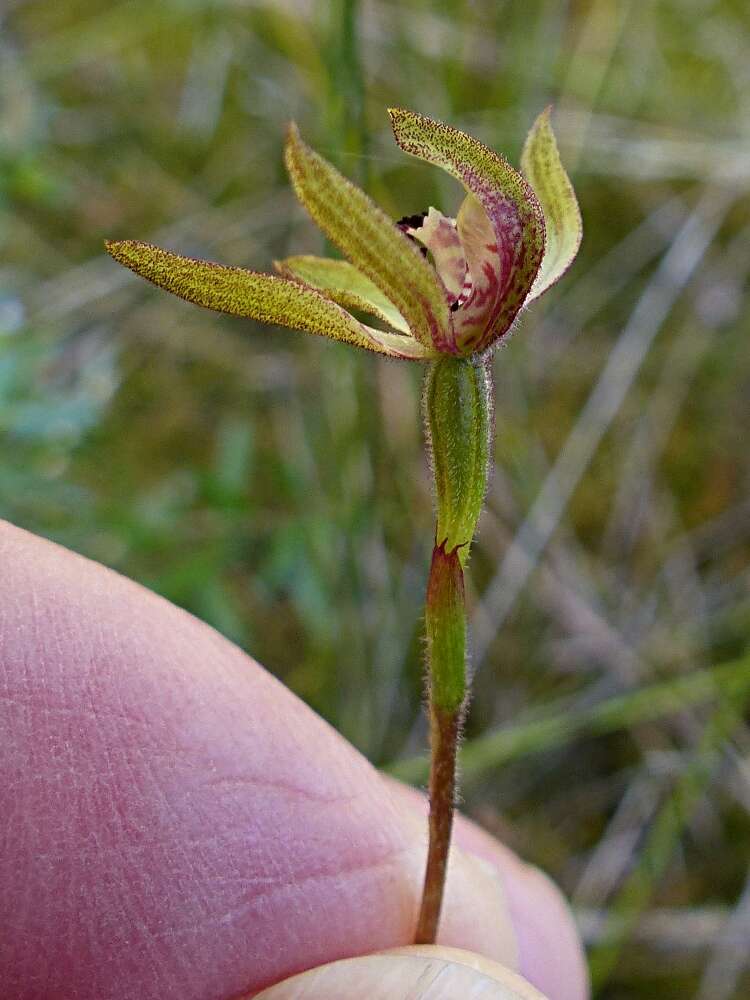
xmin=105 ymin=106 xmax=581 ymax=948
xmin=106 ymin=107 xmax=581 ymax=363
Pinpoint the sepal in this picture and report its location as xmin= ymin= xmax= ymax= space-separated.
xmin=520 ymin=107 xmax=582 ymax=303
xmin=284 ymin=124 xmax=454 ymax=353
xmin=275 ymin=255 xmax=410 ymax=334
xmin=105 ymin=240 xmax=430 ymax=359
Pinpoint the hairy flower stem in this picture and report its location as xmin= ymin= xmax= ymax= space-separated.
xmin=415 ymin=545 xmax=466 ymax=943
xmin=415 ymin=357 xmax=492 ymax=943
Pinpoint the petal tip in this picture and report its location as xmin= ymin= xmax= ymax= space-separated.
xmin=105 ymin=238 xmax=141 ymax=267
xmin=520 ymin=108 xmax=582 ymax=304
xmin=284 ymin=121 xmax=303 ymax=159
xmin=388 ymin=106 xmax=420 ymax=143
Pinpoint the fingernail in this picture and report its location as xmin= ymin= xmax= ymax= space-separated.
xmin=254 ymin=947 xmax=547 ymax=999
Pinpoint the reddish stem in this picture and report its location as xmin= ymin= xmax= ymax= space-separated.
xmin=414 ymin=702 xmax=462 ymax=943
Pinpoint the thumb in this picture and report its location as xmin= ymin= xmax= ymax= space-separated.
xmin=254 ymin=946 xmax=548 ymax=999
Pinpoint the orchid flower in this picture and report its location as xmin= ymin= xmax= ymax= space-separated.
xmin=105 ymin=107 xmax=581 ymax=950
xmin=106 ymin=108 xmax=580 ymax=365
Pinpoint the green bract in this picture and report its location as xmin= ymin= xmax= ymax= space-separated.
xmin=106 ymin=108 xmax=580 ymax=361
xmin=425 ymin=357 xmax=491 ymax=565
xmin=425 ymin=541 xmax=466 ymax=714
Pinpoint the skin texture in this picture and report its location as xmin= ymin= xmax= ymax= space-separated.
xmin=0 ymin=520 xmax=589 ymax=1000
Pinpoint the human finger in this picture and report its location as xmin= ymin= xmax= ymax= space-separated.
xmin=0 ymin=520 xmax=586 ymax=1000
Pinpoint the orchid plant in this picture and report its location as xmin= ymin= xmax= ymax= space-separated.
xmin=106 ymin=107 xmax=581 ymax=945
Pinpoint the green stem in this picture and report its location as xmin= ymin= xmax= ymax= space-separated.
xmin=415 ymin=357 xmax=492 ymax=943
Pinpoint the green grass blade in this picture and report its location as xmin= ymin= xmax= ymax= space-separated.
xmin=589 ymin=690 xmax=748 ymax=987
xmin=388 ymin=654 xmax=750 ymax=785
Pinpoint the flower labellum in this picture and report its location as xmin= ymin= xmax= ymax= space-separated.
xmin=106 ymin=108 xmax=581 ymax=361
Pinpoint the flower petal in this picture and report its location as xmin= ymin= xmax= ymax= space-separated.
xmin=284 ymin=123 xmax=455 ymax=353
xmin=520 ymin=107 xmax=582 ymax=303
xmin=389 ymin=108 xmax=546 ymax=353
xmin=400 ymin=207 xmax=467 ymax=304
xmin=274 ymin=255 xmax=410 ymax=333
xmin=105 ymin=240 xmax=433 ymax=360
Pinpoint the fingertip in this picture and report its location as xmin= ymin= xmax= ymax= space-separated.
xmin=501 ymin=860 xmax=589 ymax=1000
xmin=254 ymin=946 xmax=548 ymax=1000
xmin=447 ymin=814 xmax=589 ymax=1000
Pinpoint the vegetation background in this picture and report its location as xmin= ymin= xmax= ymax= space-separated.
xmin=2 ymin=0 xmax=749 ymax=995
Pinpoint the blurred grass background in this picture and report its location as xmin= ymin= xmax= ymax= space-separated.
xmin=2 ymin=0 xmax=750 ymax=995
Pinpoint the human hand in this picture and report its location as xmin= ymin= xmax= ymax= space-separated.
xmin=0 ymin=520 xmax=588 ymax=999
